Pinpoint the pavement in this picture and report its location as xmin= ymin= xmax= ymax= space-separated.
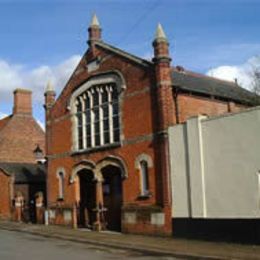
xmin=0 ymin=220 xmax=259 ymax=260
xmin=0 ymin=229 xmax=177 ymax=260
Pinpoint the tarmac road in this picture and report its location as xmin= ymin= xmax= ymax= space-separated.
xmin=0 ymin=229 xmax=179 ymax=260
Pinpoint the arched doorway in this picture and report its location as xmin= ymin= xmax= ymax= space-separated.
xmin=77 ymin=169 xmax=96 ymax=228
xmin=101 ymin=165 xmax=123 ymax=232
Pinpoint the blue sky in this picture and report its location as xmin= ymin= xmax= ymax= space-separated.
xmin=0 ymin=0 xmax=260 ymax=125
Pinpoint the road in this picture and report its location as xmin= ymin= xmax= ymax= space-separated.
xmin=0 ymin=229 xmax=178 ymax=260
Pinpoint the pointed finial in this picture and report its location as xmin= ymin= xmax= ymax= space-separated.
xmin=45 ymin=80 xmax=54 ymax=93
xmin=90 ymin=14 xmax=100 ymax=27
xmin=155 ymin=23 xmax=167 ymax=40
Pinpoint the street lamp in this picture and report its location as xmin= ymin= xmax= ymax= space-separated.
xmin=33 ymin=144 xmax=45 ymax=163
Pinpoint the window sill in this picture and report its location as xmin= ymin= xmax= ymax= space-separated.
xmin=137 ymin=192 xmax=152 ymax=200
xmin=57 ymin=198 xmax=64 ymax=202
xmin=71 ymin=142 xmax=121 ymax=156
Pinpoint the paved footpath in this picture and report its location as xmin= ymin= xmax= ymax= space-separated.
xmin=0 ymin=229 xmax=179 ymax=260
xmin=0 ymin=221 xmax=259 ymax=260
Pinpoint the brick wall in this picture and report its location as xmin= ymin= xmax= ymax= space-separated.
xmin=0 ymin=170 xmax=12 ymax=219
xmin=177 ymin=94 xmax=246 ymax=123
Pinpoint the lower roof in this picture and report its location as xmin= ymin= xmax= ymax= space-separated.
xmin=0 ymin=162 xmax=46 ymax=183
xmin=172 ymin=68 xmax=260 ymax=106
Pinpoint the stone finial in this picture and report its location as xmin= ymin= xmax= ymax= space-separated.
xmin=44 ymin=80 xmax=56 ymax=110
xmin=45 ymin=81 xmax=55 ymax=93
xmin=90 ymin=14 xmax=100 ymax=27
xmin=152 ymin=23 xmax=170 ymax=62
xmin=155 ymin=23 xmax=167 ymax=40
xmin=88 ymin=13 xmax=102 ymax=44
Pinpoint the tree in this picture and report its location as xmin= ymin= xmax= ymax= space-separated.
xmin=251 ymin=67 xmax=260 ymax=95
xmin=249 ymin=56 xmax=260 ymax=95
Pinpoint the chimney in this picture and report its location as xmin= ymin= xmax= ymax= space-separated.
xmin=13 ymin=88 xmax=32 ymax=115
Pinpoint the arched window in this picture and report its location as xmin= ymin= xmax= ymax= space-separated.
xmin=75 ymin=83 xmax=120 ymax=150
xmin=57 ymin=171 xmax=65 ymax=200
xmin=135 ymin=154 xmax=153 ymax=198
xmin=140 ymin=160 xmax=149 ymax=196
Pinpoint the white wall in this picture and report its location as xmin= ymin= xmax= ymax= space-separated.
xmin=169 ymin=107 xmax=260 ymax=218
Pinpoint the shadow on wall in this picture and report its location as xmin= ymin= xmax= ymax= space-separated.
xmin=172 ymin=218 xmax=260 ymax=245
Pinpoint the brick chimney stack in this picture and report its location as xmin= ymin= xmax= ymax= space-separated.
xmin=13 ymin=89 xmax=32 ymax=115
xmin=88 ymin=14 xmax=101 ymax=45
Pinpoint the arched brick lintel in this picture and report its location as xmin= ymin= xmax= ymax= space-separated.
xmin=69 ymin=156 xmax=127 ymax=183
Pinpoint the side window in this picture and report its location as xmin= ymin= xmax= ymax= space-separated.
xmin=135 ymin=154 xmax=153 ymax=198
xmin=57 ymin=169 xmax=65 ymax=200
xmin=140 ymin=160 xmax=149 ymax=196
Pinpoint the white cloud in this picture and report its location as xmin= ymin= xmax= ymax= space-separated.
xmin=0 ymin=55 xmax=81 ymax=127
xmin=207 ymin=56 xmax=260 ymax=91
xmin=0 ymin=55 xmax=81 ymax=103
xmin=0 ymin=112 xmax=8 ymax=119
xmin=142 ymin=51 xmax=153 ymax=61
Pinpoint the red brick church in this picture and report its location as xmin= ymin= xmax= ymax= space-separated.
xmin=45 ymin=15 xmax=258 ymax=235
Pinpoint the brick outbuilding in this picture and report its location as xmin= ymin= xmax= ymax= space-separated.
xmin=0 ymin=89 xmax=46 ymax=222
xmin=45 ymin=15 xmax=259 ymax=235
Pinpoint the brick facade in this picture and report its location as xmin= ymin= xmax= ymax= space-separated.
xmin=46 ymin=16 xmax=256 ymax=236
xmin=176 ymin=94 xmax=245 ymax=123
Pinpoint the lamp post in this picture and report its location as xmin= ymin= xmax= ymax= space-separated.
xmin=33 ymin=144 xmax=45 ymax=164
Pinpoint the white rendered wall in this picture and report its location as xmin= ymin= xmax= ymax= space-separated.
xmin=169 ymin=106 xmax=260 ymax=218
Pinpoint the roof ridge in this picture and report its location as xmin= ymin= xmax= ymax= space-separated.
xmin=172 ymin=67 xmax=239 ymax=88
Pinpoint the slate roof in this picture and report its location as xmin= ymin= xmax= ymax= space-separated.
xmin=0 ymin=162 xmax=46 ymax=183
xmin=171 ymin=68 xmax=260 ymax=106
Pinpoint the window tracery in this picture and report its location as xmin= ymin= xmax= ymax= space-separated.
xmin=75 ymin=83 xmax=120 ymax=150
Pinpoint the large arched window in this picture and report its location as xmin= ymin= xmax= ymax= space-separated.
xmin=75 ymin=83 xmax=120 ymax=150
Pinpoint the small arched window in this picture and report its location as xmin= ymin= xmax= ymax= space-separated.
xmin=140 ymin=160 xmax=149 ymax=196
xmin=58 ymin=171 xmax=65 ymax=200
xmin=135 ymin=154 xmax=153 ymax=198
